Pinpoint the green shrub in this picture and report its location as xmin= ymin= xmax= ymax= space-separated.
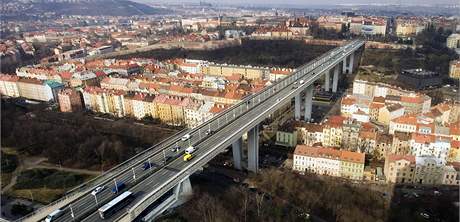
xmin=13 ymin=169 xmax=87 ymax=190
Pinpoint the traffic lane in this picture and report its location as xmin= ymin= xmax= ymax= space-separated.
xmin=66 ymin=43 xmax=362 ymax=220
xmin=75 ymin=145 xmax=190 ymax=220
xmin=55 ymin=150 xmax=169 ymax=221
xmin=49 ymin=129 xmax=193 ymax=221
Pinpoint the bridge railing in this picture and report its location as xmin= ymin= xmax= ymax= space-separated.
xmin=20 ymin=39 xmax=364 ymax=222
xmin=126 ymin=40 xmax=365 ymax=220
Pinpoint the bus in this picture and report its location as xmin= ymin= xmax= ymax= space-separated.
xmin=98 ymin=191 xmax=134 ymax=219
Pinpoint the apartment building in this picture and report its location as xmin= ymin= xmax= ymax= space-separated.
xmin=384 ymin=154 xmax=416 ymax=183
xmin=296 ymin=123 xmax=324 ymax=146
xmin=17 ymin=78 xmax=63 ymax=102
xmin=395 ymin=17 xmax=427 ymax=37
xmin=57 ymin=88 xmax=82 ymax=112
xmin=0 ymin=74 xmax=20 ymax=97
xmin=449 ymin=60 xmax=460 ymax=80
xmin=447 ymin=33 xmax=460 ymax=49
xmin=322 ymin=116 xmax=345 ymax=147
xmin=409 ymin=133 xmax=451 ymax=164
xmin=293 ymin=145 xmax=365 ymax=180
xmin=349 ymin=16 xmax=387 ymax=36
xmin=391 ymin=132 xmax=412 ymax=155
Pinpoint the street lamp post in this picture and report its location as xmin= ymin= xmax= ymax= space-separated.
xmin=70 ymin=204 xmax=75 ymax=219
xmin=113 ymin=179 xmax=118 ymax=193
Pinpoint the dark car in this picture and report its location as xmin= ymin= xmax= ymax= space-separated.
xmin=205 ymin=129 xmax=214 ymax=135
xmin=111 ymin=182 xmax=125 ymax=193
xmin=163 ymin=156 xmax=173 ymax=164
xmin=170 ymin=145 xmax=181 ymax=152
xmin=142 ymin=162 xmax=152 ymax=170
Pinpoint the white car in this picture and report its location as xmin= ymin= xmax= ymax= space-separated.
xmin=181 ymin=134 xmax=191 ymax=141
xmin=185 ymin=146 xmax=195 ymax=154
xmin=91 ymin=186 xmax=105 ymax=196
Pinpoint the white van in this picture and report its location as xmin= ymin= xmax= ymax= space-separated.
xmin=45 ymin=209 xmax=65 ymax=222
xmin=185 ymin=146 xmax=195 ymax=154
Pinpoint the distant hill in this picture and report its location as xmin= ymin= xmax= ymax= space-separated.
xmin=21 ymin=0 xmax=170 ymax=16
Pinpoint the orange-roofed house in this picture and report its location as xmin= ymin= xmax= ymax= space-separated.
xmin=389 ymin=114 xmax=418 ymax=134
xmin=409 ymin=133 xmax=450 ymax=164
xmin=58 ymin=88 xmax=82 ymax=112
xmin=340 ymin=150 xmax=366 ymax=180
xmin=269 ymin=68 xmax=293 ymax=82
xmin=322 ymin=116 xmax=345 ymax=147
xmin=293 ymin=145 xmax=365 ymax=180
xmin=154 ymin=94 xmax=174 ymax=124
xmin=341 ymin=95 xmax=357 ymax=117
xmin=369 ymin=102 xmax=385 ymax=121
xmin=384 ymin=154 xmax=416 ymax=183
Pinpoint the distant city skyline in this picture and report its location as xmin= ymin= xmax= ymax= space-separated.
xmin=144 ymin=0 xmax=458 ymax=5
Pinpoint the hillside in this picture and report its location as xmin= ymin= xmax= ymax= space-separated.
xmin=17 ymin=0 xmax=170 ymax=16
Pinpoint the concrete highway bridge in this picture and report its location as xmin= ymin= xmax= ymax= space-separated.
xmin=19 ymin=39 xmax=365 ymax=222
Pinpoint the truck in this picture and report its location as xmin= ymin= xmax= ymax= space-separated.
xmin=111 ymin=182 xmax=126 ymax=194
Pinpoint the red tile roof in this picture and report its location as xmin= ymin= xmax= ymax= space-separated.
xmin=387 ymin=154 xmax=415 ymax=164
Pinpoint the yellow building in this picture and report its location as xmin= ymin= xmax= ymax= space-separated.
xmin=322 ymin=116 xmax=345 ymax=147
xmin=340 ymin=150 xmax=366 ymax=180
xmin=449 ymin=60 xmax=460 ymax=79
xmin=384 ymin=154 xmax=416 ymax=184
xmin=448 ymin=141 xmax=460 ymax=162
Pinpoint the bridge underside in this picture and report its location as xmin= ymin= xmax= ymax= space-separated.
xmin=135 ymin=177 xmax=193 ymax=222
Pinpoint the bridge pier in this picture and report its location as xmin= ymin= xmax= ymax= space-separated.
xmin=172 ymin=176 xmax=193 ymax=207
xmin=294 ymin=94 xmax=301 ymax=120
xmin=232 ymin=137 xmax=243 ymax=170
xmin=347 ymin=52 xmax=355 ymax=74
xmin=304 ymin=85 xmax=313 ymax=122
xmin=342 ymin=56 xmax=347 ymax=74
xmin=247 ymin=125 xmax=259 ymax=173
xmin=133 ymin=176 xmax=193 ymax=222
xmin=324 ymin=69 xmax=330 ymax=91
xmin=332 ymin=64 xmax=340 ymax=93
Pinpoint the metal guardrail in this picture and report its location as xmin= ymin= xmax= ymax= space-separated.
xmin=125 ymin=40 xmax=365 ymax=220
xmin=20 ymin=39 xmax=364 ymax=222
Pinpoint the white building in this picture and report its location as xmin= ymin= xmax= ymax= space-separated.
xmin=0 ymin=74 xmax=20 ymax=97
xmin=410 ymin=133 xmax=451 ymax=164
